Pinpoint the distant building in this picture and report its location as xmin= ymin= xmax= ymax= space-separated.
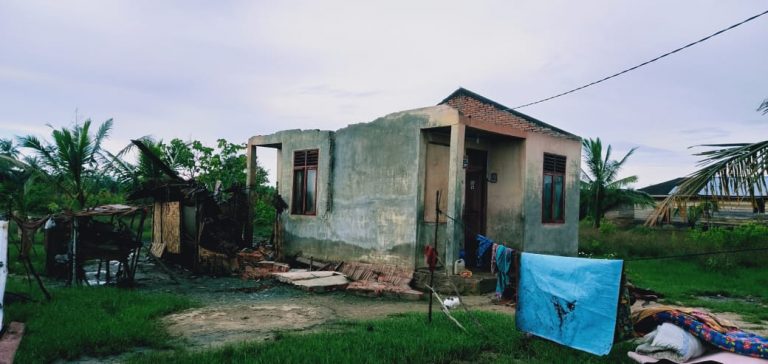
xmin=634 ymin=177 xmax=767 ymax=226
xmin=247 ymin=88 xmax=581 ymax=270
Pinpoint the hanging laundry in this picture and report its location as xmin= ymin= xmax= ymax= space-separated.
xmin=476 ymin=234 xmax=494 ymax=267
xmin=490 ymin=243 xmax=499 ymax=274
xmin=517 ymin=253 xmax=624 ymax=356
xmin=494 ymin=245 xmax=514 ymax=298
xmin=423 ymin=245 xmax=437 ymax=272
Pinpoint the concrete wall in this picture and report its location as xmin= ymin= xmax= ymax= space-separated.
xmin=485 ymin=138 xmax=526 ymax=248
xmin=252 ymin=106 xmax=460 ymax=268
xmin=250 ymin=100 xmax=580 ymax=266
xmin=521 ymin=133 xmax=581 ymax=255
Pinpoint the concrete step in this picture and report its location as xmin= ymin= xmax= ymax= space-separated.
xmin=412 ymin=269 xmax=497 ymax=295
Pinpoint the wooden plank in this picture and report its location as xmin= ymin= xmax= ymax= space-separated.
xmin=291 ymin=275 xmax=350 ymax=292
xmin=150 ymin=240 xmax=166 ymax=258
xmin=0 ymin=322 xmax=25 ymax=364
xmin=295 ymin=256 xmax=328 ymax=270
xmin=272 ymin=271 xmax=340 ymax=283
xmin=150 ymin=202 xmax=163 ymax=257
xmin=162 ymin=202 xmax=181 ymax=254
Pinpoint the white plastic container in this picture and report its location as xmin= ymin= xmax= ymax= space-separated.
xmin=453 ymin=259 xmax=465 ymax=275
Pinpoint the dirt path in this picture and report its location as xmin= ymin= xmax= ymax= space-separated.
xmin=163 ymin=291 xmax=514 ymax=348
xmin=138 ymin=258 xmax=767 ymax=349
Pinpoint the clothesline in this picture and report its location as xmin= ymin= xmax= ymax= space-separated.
xmin=438 ymin=210 xmax=768 ymax=262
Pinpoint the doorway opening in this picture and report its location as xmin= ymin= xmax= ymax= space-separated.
xmin=463 ymin=149 xmax=488 ymax=269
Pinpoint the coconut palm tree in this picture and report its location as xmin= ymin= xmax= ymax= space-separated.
xmin=0 ymin=138 xmax=20 ymax=158
xmin=19 ymin=119 xmax=113 ymax=209
xmin=581 ymin=138 xmax=653 ymax=228
xmin=646 ymin=99 xmax=768 ymax=225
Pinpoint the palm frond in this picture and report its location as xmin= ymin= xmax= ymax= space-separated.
xmin=759 ymin=98 xmax=768 ymax=115
xmin=646 ymin=140 xmax=768 ymax=226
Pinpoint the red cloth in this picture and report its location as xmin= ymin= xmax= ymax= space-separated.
xmin=424 ymin=245 xmax=437 ymax=272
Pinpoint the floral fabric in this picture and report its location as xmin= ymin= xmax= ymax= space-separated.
xmin=652 ymin=310 xmax=768 ymax=359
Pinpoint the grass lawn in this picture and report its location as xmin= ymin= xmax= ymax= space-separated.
xmin=4 ymin=219 xmax=195 ymax=362
xmin=125 ymin=311 xmax=637 ymax=364
xmin=626 ymin=259 xmax=768 ymax=323
xmin=1 ymin=221 xmax=763 ymax=363
xmin=5 ymin=282 xmax=193 ymax=363
xmin=580 ymin=222 xmax=768 ymax=324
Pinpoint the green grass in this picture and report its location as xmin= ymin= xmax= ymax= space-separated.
xmin=627 ymin=259 xmax=768 ymax=323
xmin=5 ymin=284 xmax=194 ymax=363
xmin=125 ymin=311 xmax=636 ymax=364
xmin=580 ymin=223 xmax=768 ymax=324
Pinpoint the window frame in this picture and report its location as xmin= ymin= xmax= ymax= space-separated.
xmin=292 ymin=149 xmax=319 ymax=216
xmin=542 ymin=153 xmax=566 ymax=224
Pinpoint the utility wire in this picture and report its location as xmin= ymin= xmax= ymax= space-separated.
xmin=437 ymin=209 xmax=768 ymax=262
xmin=511 ymin=9 xmax=768 ymax=110
xmin=624 ymin=246 xmax=768 ymax=262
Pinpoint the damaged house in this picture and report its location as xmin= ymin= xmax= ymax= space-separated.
xmin=247 ymin=88 xmax=581 ymax=271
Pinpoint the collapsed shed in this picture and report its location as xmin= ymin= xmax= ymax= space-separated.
xmin=133 ymin=182 xmax=250 ymax=273
xmin=43 ymin=204 xmax=147 ymax=285
xmin=127 ymin=139 xmax=251 ymax=274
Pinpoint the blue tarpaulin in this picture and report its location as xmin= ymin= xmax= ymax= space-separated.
xmin=516 ymin=253 xmax=623 ymax=356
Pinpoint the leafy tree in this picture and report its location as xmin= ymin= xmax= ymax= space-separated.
xmin=190 ymin=139 xmax=246 ymax=191
xmin=648 ymin=99 xmax=768 ymax=224
xmin=19 ymin=119 xmax=113 ymax=209
xmin=581 ymin=137 xmax=653 ymax=228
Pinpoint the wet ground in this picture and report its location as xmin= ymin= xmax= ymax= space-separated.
xmin=78 ymin=256 xmax=513 ymax=349
xmin=59 ymin=256 xmax=767 ymax=363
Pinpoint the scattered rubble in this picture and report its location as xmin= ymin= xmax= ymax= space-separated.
xmin=272 ymin=271 xmax=350 ymax=292
xmin=341 ymin=262 xmax=423 ymax=300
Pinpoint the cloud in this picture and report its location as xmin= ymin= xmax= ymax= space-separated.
xmin=1 ymin=0 xmax=767 ymax=188
xmin=677 ymin=127 xmax=731 ymax=140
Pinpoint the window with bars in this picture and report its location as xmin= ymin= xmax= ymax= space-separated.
xmin=542 ymin=153 xmax=566 ymax=223
xmin=292 ymin=149 xmax=319 ymax=215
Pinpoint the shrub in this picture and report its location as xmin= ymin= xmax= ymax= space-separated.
xmin=598 ymin=221 xmax=617 ymax=234
xmin=579 ymin=222 xmax=768 ymax=270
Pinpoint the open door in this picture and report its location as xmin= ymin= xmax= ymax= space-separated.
xmin=463 ymin=149 xmax=488 ymax=268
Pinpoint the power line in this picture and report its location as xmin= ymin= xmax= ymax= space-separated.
xmin=437 ymin=211 xmax=768 ymax=262
xmin=624 ymin=246 xmax=768 ymax=262
xmin=511 ymin=9 xmax=768 ymax=110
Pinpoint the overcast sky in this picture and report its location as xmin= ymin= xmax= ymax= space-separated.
xmin=1 ymin=1 xmax=767 ymax=187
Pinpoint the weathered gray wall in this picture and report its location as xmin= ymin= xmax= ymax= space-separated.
xmin=256 ymin=106 xmax=460 ymax=268
xmin=521 ymin=133 xmax=581 ymax=255
xmin=250 ymin=103 xmax=579 ymax=266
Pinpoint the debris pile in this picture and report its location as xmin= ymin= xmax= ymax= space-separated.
xmin=341 ymin=262 xmax=423 ymax=300
xmin=237 ymin=255 xmax=423 ymax=300
xmin=241 ymin=261 xmax=290 ymax=280
xmin=272 ymin=271 xmax=349 ymax=292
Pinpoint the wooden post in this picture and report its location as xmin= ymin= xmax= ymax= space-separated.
xmin=428 ymin=190 xmax=440 ymax=323
xmin=70 ymin=217 xmax=78 ymax=287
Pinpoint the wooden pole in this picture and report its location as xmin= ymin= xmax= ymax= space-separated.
xmin=426 ymin=284 xmax=467 ymax=333
xmin=70 ymin=217 xmax=78 ymax=287
xmin=428 ymin=190 xmax=440 ymax=323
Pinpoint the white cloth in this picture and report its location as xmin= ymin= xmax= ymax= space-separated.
xmin=629 ymin=350 xmax=768 ymax=364
xmin=635 ymin=323 xmax=706 ymax=362
xmin=443 ymin=296 xmax=460 ymax=309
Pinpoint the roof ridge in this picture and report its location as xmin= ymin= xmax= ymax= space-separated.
xmin=439 ymin=87 xmax=579 ymax=139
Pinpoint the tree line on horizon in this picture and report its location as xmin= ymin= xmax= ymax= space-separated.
xmin=0 ymin=119 xmax=274 ymax=235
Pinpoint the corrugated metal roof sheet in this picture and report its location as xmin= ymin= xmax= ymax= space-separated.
xmin=668 ymin=176 xmax=768 ymax=197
